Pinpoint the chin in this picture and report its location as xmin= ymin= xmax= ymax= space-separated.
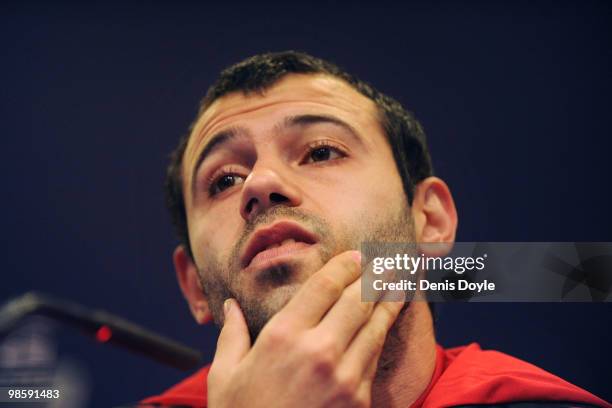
xmin=249 ymin=281 xmax=302 ymax=319
xmin=237 ymin=257 xmax=326 ymax=336
xmin=237 ymin=283 xmax=302 ymax=340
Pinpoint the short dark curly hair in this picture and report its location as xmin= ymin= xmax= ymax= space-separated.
xmin=165 ymin=51 xmax=433 ymax=260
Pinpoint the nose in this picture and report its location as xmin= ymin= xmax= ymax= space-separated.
xmin=239 ymin=165 xmax=302 ymax=222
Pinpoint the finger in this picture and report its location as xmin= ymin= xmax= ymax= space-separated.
xmin=211 ymin=299 xmax=251 ymax=377
xmin=338 ymin=300 xmax=404 ymax=379
xmin=354 ymin=376 xmax=374 ymax=408
xmin=315 ymin=277 xmax=375 ymax=351
xmin=351 ymin=339 xmax=385 ymax=408
xmin=276 ymin=250 xmax=362 ymax=328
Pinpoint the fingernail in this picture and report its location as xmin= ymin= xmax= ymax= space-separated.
xmin=224 ymin=298 xmax=233 ymax=315
xmin=351 ymin=250 xmax=362 ymax=264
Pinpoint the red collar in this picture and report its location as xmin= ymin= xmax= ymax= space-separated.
xmin=142 ymin=343 xmax=609 ymax=408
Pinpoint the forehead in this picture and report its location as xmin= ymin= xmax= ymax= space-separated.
xmin=182 ymin=74 xmax=380 ymax=185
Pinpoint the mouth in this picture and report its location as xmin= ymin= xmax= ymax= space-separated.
xmin=241 ymin=220 xmax=319 ymax=270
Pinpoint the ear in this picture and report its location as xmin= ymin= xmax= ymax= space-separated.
xmin=173 ymin=245 xmax=212 ymax=325
xmin=411 ymin=177 xmax=458 ymax=245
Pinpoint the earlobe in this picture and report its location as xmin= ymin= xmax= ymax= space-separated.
xmin=411 ymin=177 xmax=458 ymax=245
xmin=173 ymin=245 xmax=212 ymax=325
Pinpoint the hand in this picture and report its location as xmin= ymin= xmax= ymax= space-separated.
xmin=207 ymin=250 xmax=404 ymax=408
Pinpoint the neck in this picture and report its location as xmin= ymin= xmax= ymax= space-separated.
xmin=371 ymin=301 xmax=437 ymax=408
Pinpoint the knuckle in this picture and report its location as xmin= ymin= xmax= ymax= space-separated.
xmin=340 ymin=253 xmax=360 ymax=276
xmin=355 ymin=299 xmax=373 ymax=316
xmin=379 ymin=302 xmax=399 ymax=323
xmin=353 ymin=395 xmax=370 ymax=408
xmin=261 ymin=321 xmax=292 ymax=347
xmin=370 ymin=327 xmax=387 ymax=350
xmin=312 ymin=354 xmax=335 ymax=378
xmin=311 ymin=274 xmax=343 ymax=298
xmin=302 ymin=337 xmax=339 ymax=377
xmin=331 ymin=373 xmax=359 ymax=402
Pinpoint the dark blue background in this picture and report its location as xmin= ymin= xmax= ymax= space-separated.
xmin=1 ymin=1 xmax=610 ymax=406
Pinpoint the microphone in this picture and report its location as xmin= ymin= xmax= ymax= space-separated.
xmin=0 ymin=292 xmax=202 ymax=371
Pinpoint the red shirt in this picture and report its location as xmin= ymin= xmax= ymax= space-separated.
xmin=142 ymin=343 xmax=610 ymax=407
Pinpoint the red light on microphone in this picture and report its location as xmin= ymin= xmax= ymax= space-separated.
xmin=96 ymin=325 xmax=112 ymax=342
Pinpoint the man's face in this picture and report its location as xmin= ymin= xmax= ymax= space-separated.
xmin=182 ymin=74 xmax=414 ymax=337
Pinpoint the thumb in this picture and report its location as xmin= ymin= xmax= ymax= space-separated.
xmin=212 ymin=298 xmax=251 ymax=373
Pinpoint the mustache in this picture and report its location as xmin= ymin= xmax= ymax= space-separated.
xmin=229 ymin=206 xmax=329 ymax=269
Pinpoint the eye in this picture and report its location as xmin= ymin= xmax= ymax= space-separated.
xmin=303 ymin=144 xmax=346 ymax=164
xmin=209 ymin=173 xmax=245 ymax=196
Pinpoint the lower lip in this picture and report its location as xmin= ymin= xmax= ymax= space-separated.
xmin=248 ymin=241 xmax=315 ymax=270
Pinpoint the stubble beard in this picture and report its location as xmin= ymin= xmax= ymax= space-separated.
xmin=197 ymin=202 xmax=415 ymax=340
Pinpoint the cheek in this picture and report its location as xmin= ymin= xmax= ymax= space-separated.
xmin=308 ymin=165 xmax=405 ymax=237
xmin=188 ymin=200 xmax=243 ymax=266
xmin=333 ymin=163 xmax=405 ymax=210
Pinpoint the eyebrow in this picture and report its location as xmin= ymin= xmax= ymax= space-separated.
xmin=190 ymin=114 xmax=362 ymax=193
xmin=190 ymin=126 xmax=249 ymax=194
xmin=281 ymin=114 xmax=362 ymax=143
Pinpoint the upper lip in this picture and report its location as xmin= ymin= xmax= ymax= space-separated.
xmin=240 ymin=220 xmax=318 ymax=268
